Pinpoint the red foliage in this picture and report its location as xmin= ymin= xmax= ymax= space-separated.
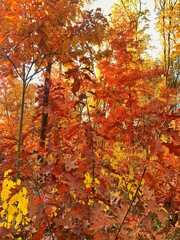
xmin=0 ymin=1 xmax=179 ymax=240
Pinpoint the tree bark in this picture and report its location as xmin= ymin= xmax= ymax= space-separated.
xmin=40 ymin=62 xmax=52 ymax=147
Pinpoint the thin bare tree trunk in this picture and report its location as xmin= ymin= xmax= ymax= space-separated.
xmin=17 ymin=64 xmax=26 ymax=177
xmin=40 ymin=62 xmax=52 ymax=147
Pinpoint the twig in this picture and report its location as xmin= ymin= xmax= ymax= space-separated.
xmin=114 ymin=166 xmax=147 ymax=240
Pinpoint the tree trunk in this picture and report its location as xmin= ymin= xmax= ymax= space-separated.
xmin=40 ymin=62 xmax=52 ymax=147
xmin=17 ymin=64 xmax=26 ymax=177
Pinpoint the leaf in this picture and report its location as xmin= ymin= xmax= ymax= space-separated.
xmin=163 ymin=128 xmax=180 ymax=142
xmin=93 ymin=229 xmax=108 ymax=240
xmin=78 ymin=93 xmax=87 ymax=100
xmin=72 ymin=78 xmax=81 ymax=95
xmin=16 ymin=212 xmax=22 ymax=225
xmin=163 ymin=143 xmax=180 ymax=156
xmin=32 ymin=223 xmax=46 ymax=240
xmin=89 ymin=214 xmax=115 ymax=231
xmin=4 ymin=169 xmax=12 ymax=177
xmin=0 ymin=226 xmax=16 ymax=238
xmin=129 ymin=192 xmax=133 ymax=200
xmin=150 ymin=139 xmax=161 ymax=156
xmin=69 ymin=203 xmax=87 ymax=218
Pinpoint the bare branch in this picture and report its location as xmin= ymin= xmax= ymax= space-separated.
xmin=4 ymin=52 xmax=23 ymax=80
xmin=8 ymin=31 xmax=33 ymax=56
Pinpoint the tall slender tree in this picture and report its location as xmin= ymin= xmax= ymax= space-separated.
xmin=155 ymin=0 xmax=180 ymax=87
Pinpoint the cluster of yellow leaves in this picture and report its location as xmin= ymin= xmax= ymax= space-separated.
xmin=70 ymin=173 xmax=109 ymax=212
xmin=109 ymin=166 xmax=142 ymax=201
xmin=111 ymin=142 xmax=126 ymax=169
xmin=84 ymin=172 xmax=100 ymax=189
xmin=0 ymin=169 xmax=30 ymax=231
xmin=101 ymin=143 xmax=145 ymax=200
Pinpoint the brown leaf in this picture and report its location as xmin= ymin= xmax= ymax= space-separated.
xmin=72 ymin=78 xmax=81 ymax=95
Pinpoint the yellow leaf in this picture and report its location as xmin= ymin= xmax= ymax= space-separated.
xmin=95 ymin=177 xmax=100 ymax=185
xmin=6 ymin=214 xmax=13 ymax=223
xmin=6 ymin=222 xmax=11 ymax=229
xmin=18 ymin=199 xmax=28 ymax=215
xmin=127 ymin=183 xmax=132 ymax=191
xmin=16 ymin=212 xmax=22 ymax=225
xmin=84 ymin=172 xmax=92 ymax=188
xmin=9 ymin=193 xmax=19 ymax=204
xmin=141 ymin=179 xmax=145 ymax=185
xmin=129 ymin=193 xmax=133 ymax=200
xmin=25 ymin=217 xmax=31 ymax=223
xmin=4 ymin=169 xmax=12 ymax=177
xmin=7 ymin=204 xmax=18 ymax=215
xmin=1 ymin=209 xmax=6 ymax=218
xmin=88 ymin=199 xmax=94 ymax=205
xmin=129 ymin=167 xmax=134 ymax=180
xmin=21 ymin=187 xmax=28 ymax=195
xmin=7 ymin=234 xmax=14 ymax=239
xmin=101 ymin=167 xmax=106 ymax=175
xmin=2 ymin=201 xmax=8 ymax=210
xmin=16 ymin=179 xmax=21 ymax=185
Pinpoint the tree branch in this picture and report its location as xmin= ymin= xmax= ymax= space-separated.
xmin=114 ymin=166 xmax=147 ymax=240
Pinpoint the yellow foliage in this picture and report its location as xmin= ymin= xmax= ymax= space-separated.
xmin=88 ymin=99 xmax=96 ymax=111
xmin=4 ymin=169 xmax=13 ymax=177
xmin=141 ymin=179 xmax=145 ymax=186
xmin=84 ymin=172 xmax=92 ymax=188
xmin=129 ymin=166 xmax=134 ymax=180
xmin=111 ymin=142 xmax=126 ymax=169
xmin=129 ymin=193 xmax=133 ymax=200
xmin=7 ymin=204 xmax=18 ymax=216
xmin=101 ymin=167 xmax=107 ymax=176
xmin=127 ymin=182 xmax=132 ymax=191
xmin=88 ymin=199 xmax=94 ymax=205
xmin=16 ymin=213 xmax=23 ymax=225
xmin=86 ymin=199 xmax=110 ymax=212
xmin=1 ymin=178 xmax=17 ymax=201
xmin=110 ymin=164 xmax=143 ymax=201
xmin=0 ymin=169 xmax=30 ymax=231
xmin=6 ymin=214 xmax=13 ymax=224
xmin=98 ymin=200 xmax=110 ymax=212
xmin=95 ymin=178 xmax=100 ymax=185
xmin=84 ymin=172 xmax=100 ymax=189
xmin=6 ymin=234 xmax=14 ymax=239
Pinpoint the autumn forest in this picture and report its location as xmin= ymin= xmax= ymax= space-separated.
xmin=0 ymin=0 xmax=179 ymax=239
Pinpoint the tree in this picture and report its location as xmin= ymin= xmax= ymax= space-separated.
xmin=155 ymin=0 xmax=180 ymax=87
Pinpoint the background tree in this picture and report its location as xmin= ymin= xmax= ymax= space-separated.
xmin=155 ymin=0 xmax=180 ymax=87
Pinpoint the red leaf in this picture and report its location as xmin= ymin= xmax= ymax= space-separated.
xmin=163 ymin=128 xmax=180 ymax=142
xmin=32 ymin=223 xmax=46 ymax=240
xmin=150 ymin=139 xmax=161 ymax=156
xmin=163 ymin=143 xmax=180 ymax=156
